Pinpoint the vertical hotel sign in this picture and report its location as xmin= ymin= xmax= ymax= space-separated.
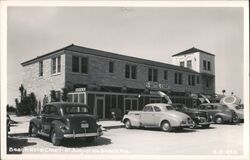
xmin=145 ymin=81 xmax=170 ymax=91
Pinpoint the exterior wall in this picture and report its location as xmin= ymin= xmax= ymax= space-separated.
xmin=201 ymin=75 xmax=215 ymax=95
xmin=65 ymin=50 xmax=202 ymax=94
xmin=22 ymin=51 xmax=66 ymax=105
xmin=199 ymin=53 xmax=215 ymax=75
xmin=172 ymin=52 xmax=200 ymax=72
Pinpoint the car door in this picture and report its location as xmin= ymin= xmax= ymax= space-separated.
xmin=153 ymin=106 xmax=162 ymax=125
xmin=46 ymin=105 xmax=61 ymax=133
xmin=41 ymin=105 xmax=50 ymax=133
xmin=140 ymin=106 xmax=155 ymax=126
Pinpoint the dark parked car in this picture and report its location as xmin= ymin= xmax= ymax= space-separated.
xmin=171 ymin=103 xmax=212 ymax=129
xmin=29 ymin=102 xmax=103 ymax=146
xmin=195 ymin=103 xmax=239 ymax=124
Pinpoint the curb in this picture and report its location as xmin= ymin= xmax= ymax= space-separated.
xmin=101 ymin=125 xmax=124 ymax=131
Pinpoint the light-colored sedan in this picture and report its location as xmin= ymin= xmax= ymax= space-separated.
xmin=122 ymin=103 xmax=194 ymax=132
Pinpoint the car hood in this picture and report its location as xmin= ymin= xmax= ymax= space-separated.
xmin=185 ymin=108 xmax=202 ymax=114
xmin=165 ymin=110 xmax=190 ymax=119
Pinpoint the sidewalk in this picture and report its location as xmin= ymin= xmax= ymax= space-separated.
xmin=97 ymin=120 xmax=124 ymax=130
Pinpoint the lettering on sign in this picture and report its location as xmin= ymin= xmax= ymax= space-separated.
xmin=75 ymin=88 xmax=86 ymax=92
xmin=145 ymin=81 xmax=170 ymax=91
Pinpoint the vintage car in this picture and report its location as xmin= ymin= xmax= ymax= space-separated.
xmin=122 ymin=103 xmax=194 ymax=132
xmin=171 ymin=103 xmax=212 ymax=129
xmin=29 ymin=102 xmax=103 ymax=146
xmin=225 ymin=104 xmax=244 ymax=122
xmin=195 ymin=103 xmax=239 ymax=124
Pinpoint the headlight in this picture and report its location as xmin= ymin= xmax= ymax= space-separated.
xmin=181 ymin=121 xmax=187 ymax=124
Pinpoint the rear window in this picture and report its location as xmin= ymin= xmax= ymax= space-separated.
xmin=62 ymin=105 xmax=89 ymax=115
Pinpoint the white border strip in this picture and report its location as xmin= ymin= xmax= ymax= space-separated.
xmin=1 ymin=1 xmax=249 ymax=160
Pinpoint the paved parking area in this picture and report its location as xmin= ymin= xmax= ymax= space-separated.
xmin=7 ymin=116 xmax=243 ymax=155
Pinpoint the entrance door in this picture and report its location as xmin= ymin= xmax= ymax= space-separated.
xmin=96 ymin=98 xmax=105 ymax=119
xmin=124 ymin=98 xmax=138 ymax=112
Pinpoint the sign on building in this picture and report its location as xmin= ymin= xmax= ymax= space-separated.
xmin=145 ymin=81 xmax=170 ymax=91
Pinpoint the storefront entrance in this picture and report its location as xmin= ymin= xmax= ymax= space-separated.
xmin=124 ymin=98 xmax=138 ymax=112
xmin=95 ymin=97 xmax=105 ymax=119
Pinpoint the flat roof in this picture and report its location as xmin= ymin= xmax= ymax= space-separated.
xmin=21 ymin=44 xmax=199 ymax=74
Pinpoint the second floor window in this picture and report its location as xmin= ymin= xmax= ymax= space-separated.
xmin=197 ymin=76 xmax=200 ymax=84
xmin=180 ymin=61 xmax=184 ymax=67
xmin=72 ymin=56 xmax=88 ymax=74
xmin=188 ymin=75 xmax=191 ymax=85
xmin=164 ymin=70 xmax=168 ymax=80
xmin=203 ymin=60 xmax=207 ymax=70
xmin=187 ymin=60 xmax=192 ymax=68
xmin=51 ymin=56 xmax=61 ymax=74
xmin=52 ymin=58 xmax=57 ymax=74
xmin=174 ymin=72 xmax=183 ymax=85
xmin=125 ymin=64 xmax=137 ymax=79
xmin=192 ymin=75 xmax=195 ymax=86
xmin=72 ymin=56 xmax=80 ymax=72
xmin=109 ymin=61 xmax=114 ymax=73
xmin=148 ymin=68 xmax=158 ymax=82
xmin=208 ymin=61 xmax=211 ymax=71
xmin=39 ymin=61 xmax=43 ymax=77
xmin=81 ymin=57 xmax=88 ymax=74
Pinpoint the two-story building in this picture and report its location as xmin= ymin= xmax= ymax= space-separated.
xmin=21 ymin=44 xmax=215 ymax=119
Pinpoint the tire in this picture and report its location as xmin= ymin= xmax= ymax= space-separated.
xmin=201 ymin=124 xmax=210 ymax=129
xmin=161 ymin=121 xmax=172 ymax=132
xmin=30 ymin=123 xmax=38 ymax=137
xmin=190 ymin=121 xmax=197 ymax=129
xmin=50 ymin=129 xmax=61 ymax=146
xmin=215 ymin=116 xmax=224 ymax=124
xmin=124 ymin=119 xmax=132 ymax=129
xmin=86 ymin=137 xmax=95 ymax=143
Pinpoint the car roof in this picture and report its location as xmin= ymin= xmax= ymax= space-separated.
xmin=145 ymin=103 xmax=172 ymax=107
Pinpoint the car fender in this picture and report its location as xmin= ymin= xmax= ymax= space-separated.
xmin=50 ymin=120 xmax=66 ymax=139
xmin=214 ymin=113 xmax=232 ymax=121
xmin=122 ymin=115 xmax=141 ymax=127
xmin=158 ymin=116 xmax=181 ymax=127
xmin=29 ymin=117 xmax=42 ymax=132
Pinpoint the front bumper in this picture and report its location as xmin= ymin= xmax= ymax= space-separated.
xmin=64 ymin=131 xmax=103 ymax=138
xmin=180 ymin=123 xmax=193 ymax=127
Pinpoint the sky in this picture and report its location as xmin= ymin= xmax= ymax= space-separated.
xmin=6 ymin=6 xmax=244 ymax=106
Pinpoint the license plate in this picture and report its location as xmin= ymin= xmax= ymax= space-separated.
xmin=81 ymin=123 xmax=89 ymax=128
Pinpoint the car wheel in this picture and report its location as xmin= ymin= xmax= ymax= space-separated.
xmin=124 ymin=120 xmax=132 ymax=129
xmin=201 ymin=124 xmax=210 ymax=129
xmin=30 ymin=123 xmax=38 ymax=137
xmin=215 ymin=116 xmax=224 ymax=124
xmin=86 ymin=137 xmax=95 ymax=143
xmin=190 ymin=121 xmax=197 ymax=129
xmin=232 ymin=115 xmax=239 ymax=123
xmin=161 ymin=121 xmax=172 ymax=132
xmin=50 ymin=130 xmax=61 ymax=146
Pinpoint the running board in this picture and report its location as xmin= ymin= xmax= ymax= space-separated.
xmin=38 ymin=131 xmax=50 ymax=137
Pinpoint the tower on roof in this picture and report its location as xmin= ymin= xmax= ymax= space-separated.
xmin=172 ymin=47 xmax=215 ymax=75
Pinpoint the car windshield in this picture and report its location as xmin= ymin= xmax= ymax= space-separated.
xmin=165 ymin=105 xmax=175 ymax=110
xmin=172 ymin=105 xmax=184 ymax=111
xmin=62 ymin=105 xmax=89 ymax=115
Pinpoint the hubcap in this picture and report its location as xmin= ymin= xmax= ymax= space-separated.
xmin=31 ymin=126 xmax=37 ymax=135
xmin=52 ymin=132 xmax=56 ymax=144
xmin=216 ymin=117 xmax=222 ymax=124
xmin=162 ymin=123 xmax=170 ymax=131
xmin=125 ymin=121 xmax=130 ymax=128
xmin=190 ymin=122 xmax=196 ymax=129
